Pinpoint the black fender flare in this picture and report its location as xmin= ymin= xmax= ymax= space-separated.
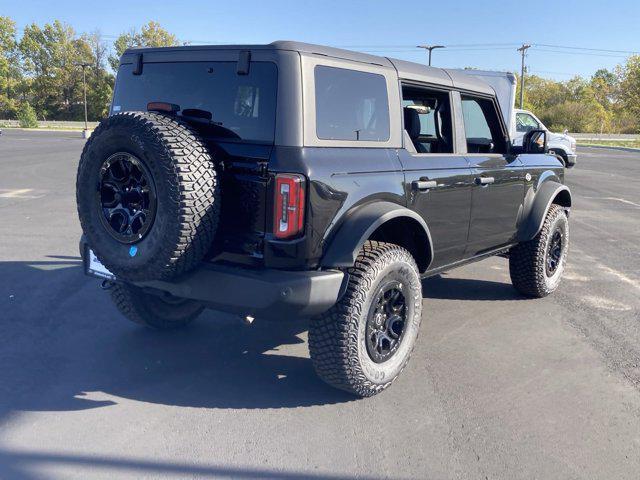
xmin=517 ymin=181 xmax=571 ymax=242
xmin=320 ymin=201 xmax=433 ymax=270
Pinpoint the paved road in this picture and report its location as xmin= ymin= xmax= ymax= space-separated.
xmin=1 ymin=130 xmax=639 ymax=479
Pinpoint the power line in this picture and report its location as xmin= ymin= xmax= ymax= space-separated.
xmin=533 ymin=43 xmax=640 ymax=54
xmin=529 ymin=69 xmax=577 ymax=76
xmin=357 ymin=48 xmax=518 ymax=55
xmin=336 ymin=42 xmax=520 ymax=48
xmin=531 ymin=48 xmax=630 ymax=58
xmin=91 ymin=36 xmax=640 ymax=58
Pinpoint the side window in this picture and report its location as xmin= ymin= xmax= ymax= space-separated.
xmin=401 ymin=86 xmax=453 ymax=154
xmin=461 ymin=96 xmax=506 ymax=154
xmin=515 ymin=112 xmax=540 ymax=132
xmin=315 ymin=66 xmax=390 ymax=141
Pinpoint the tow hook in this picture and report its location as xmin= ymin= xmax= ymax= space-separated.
xmin=100 ymin=280 xmax=115 ymax=290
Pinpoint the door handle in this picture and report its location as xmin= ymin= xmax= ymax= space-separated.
xmin=475 ymin=176 xmax=495 ymax=186
xmin=412 ymin=179 xmax=438 ymax=191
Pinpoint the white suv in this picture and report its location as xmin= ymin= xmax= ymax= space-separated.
xmin=514 ymin=109 xmax=577 ymax=167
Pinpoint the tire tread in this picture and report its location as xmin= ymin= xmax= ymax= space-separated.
xmin=509 ymin=204 xmax=568 ymax=297
xmin=309 ymin=241 xmax=421 ymax=397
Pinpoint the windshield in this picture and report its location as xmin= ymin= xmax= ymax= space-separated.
xmin=112 ymin=61 xmax=278 ymax=143
xmin=516 ymin=112 xmax=540 ymax=132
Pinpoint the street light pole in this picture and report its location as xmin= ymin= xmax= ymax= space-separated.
xmin=517 ymin=44 xmax=531 ymax=109
xmin=75 ymin=62 xmax=91 ymax=137
xmin=417 ymin=45 xmax=445 ymax=66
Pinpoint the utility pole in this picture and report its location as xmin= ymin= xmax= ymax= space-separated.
xmin=417 ymin=45 xmax=445 ymax=66
xmin=75 ymin=62 xmax=91 ymax=138
xmin=517 ymin=44 xmax=531 ymax=109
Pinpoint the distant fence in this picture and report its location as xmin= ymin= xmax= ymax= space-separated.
xmin=571 ymin=133 xmax=639 ymax=141
xmin=0 ymin=120 xmax=99 ymax=129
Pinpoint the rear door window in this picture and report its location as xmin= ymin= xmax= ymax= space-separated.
xmin=112 ymin=61 xmax=278 ymax=143
xmin=314 ymin=66 xmax=390 ymax=141
xmin=461 ymin=96 xmax=506 ymax=154
xmin=401 ymin=86 xmax=453 ymax=154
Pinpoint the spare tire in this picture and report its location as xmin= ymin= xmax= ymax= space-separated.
xmin=76 ymin=112 xmax=220 ymax=282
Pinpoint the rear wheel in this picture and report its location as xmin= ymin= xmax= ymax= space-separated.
xmin=309 ymin=241 xmax=423 ymax=397
xmin=110 ymin=283 xmax=203 ymax=329
xmin=509 ymin=204 xmax=569 ymax=297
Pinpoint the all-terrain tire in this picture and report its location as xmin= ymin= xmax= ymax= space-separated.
xmin=509 ymin=204 xmax=569 ymax=297
xmin=309 ymin=241 xmax=423 ymax=397
xmin=76 ymin=112 xmax=220 ymax=282
xmin=110 ymin=283 xmax=203 ymax=329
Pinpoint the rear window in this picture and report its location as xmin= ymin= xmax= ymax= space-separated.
xmin=112 ymin=61 xmax=278 ymax=143
xmin=314 ymin=66 xmax=390 ymax=142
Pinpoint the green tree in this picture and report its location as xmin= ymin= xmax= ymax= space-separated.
xmin=0 ymin=16 xmax=22 ymax=118
xmin=617 ymin=55 xmax=640 ymax=132
xmin=19 ymin=20 xmax=92 ymax=120
xmin=590 ymin=68 xmax=618 ymax=109
xmin=17 ymin=101 xmax=38 ymax=127
xmin=108 ymin=21 xmax=178 ymax=71
xmin=519 ymin=73 xmax=617 ymax=133
xmin=83 ymin=31 xmax=114 ymax=119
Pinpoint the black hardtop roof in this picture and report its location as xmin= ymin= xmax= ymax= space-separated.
xmin=122 ymin=40 xmax=494 ymax=95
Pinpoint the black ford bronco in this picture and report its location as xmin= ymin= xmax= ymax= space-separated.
xmin=76 ymin=42 xmax=571 ymax=397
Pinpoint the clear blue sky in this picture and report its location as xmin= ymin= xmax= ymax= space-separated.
xmin=2 ymin=0 xmax=639 ymax=79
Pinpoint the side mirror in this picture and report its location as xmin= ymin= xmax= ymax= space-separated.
xmin=523 ymin=129 xmax=548 ymax=154
xmin=563 ymin=129 xmax=569 ymax=136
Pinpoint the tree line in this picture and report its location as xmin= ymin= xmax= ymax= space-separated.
xmin=1 ymin=15 xmax=639 ymax=133
xmin=0 ymin=17 xmax=177 ymax=127
xmin=518 ymin=62 xmax=640 ymax=133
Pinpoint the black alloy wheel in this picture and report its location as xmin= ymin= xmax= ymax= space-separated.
xmin=308 ymin=241 xmax=423 ymax=397
xmin=545 ymin=229 xmax=563 ymax=276
xmin=366 ymin=280 xmax=408 ymax=363
xmin=98 ymin=152 xmax=157 ymax=244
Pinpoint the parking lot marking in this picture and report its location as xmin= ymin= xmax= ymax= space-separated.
xmin=597 ymin=263 xmax=640 ymax=292
xmin=563 ymin=271 xmax=591 ymax=282
xmin=573 ymin=246 xmax=640 ymax=292
xmin=582 ymin=196 xmax=640 ymax=208
xmin=0 ymin=188 xmax=44 ymax=199
xmin=582 ymin=295 xmax=632 ymax=312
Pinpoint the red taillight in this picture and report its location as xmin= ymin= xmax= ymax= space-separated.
xmin=273 ymin=173 xmax=306 ymax=239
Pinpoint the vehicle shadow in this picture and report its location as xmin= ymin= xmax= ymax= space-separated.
xmin=0 ymin=447 xmax=398 ymax=480
xmin=422 ymin=273 xmax=523 ymax=301
xmin=0 ymin=259 xmax=353 ymax=421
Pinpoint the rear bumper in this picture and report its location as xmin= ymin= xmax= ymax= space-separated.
xmin=80 ymin=237 xmax=345 ymax=320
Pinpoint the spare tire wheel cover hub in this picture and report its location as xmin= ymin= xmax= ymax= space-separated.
xmin=98 ymin=152 xmax=157 ymax=244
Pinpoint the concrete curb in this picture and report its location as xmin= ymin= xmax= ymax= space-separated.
xmin=578 ymin=144 xmax=640 ymax=153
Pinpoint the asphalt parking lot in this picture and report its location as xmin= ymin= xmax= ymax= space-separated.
xmin=1 ymin=129 xmax=639 ymax=479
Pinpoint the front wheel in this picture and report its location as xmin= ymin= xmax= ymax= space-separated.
xmin=509 ymin=204 xmax=569 ymax=297
xmin=109 ymin=283 xmax=204 ymax=329
xmin=309 ymin=241 xmax=423 ymax=397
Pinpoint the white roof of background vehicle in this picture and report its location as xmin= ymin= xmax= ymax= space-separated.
xmin=452 ymin=69 xmax=518 ymax=137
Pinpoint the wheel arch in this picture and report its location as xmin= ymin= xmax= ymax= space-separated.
xmin=517 ymin=180 xmax=571 ymax=242
xmin=320 ymin=202 xmax=433 ymax=273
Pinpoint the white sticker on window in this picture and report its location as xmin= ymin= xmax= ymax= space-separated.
xmin=112 ymin=105 xmax=121 ymax=112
